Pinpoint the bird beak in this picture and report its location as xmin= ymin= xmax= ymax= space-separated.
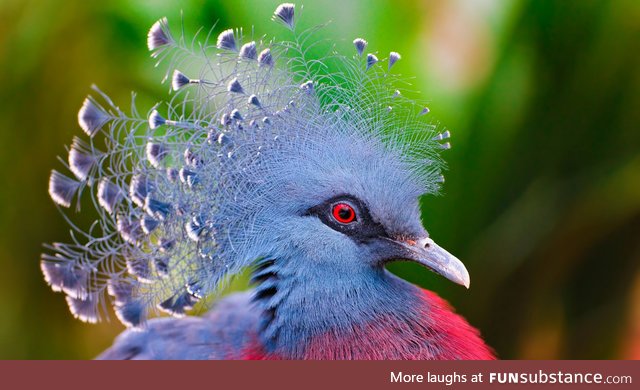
xmin=393 ymin=237 xmax=470 ymax=289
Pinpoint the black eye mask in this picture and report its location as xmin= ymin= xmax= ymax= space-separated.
xmin=305 ymin=194 xmax=389 ymax=243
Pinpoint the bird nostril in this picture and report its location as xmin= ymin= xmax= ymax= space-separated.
xmin=419 ymin=238 xmax=431 ymax=249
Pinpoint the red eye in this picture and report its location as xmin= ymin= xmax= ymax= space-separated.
xmin=332 ymin=203 xmax=356 ymax=224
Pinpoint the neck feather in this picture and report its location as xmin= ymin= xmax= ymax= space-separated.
xmin=249 ymin=258 xmax=495 ymax=360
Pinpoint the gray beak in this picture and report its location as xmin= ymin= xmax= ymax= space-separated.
xmin=395 ymin=237 xmax=470 ymax=288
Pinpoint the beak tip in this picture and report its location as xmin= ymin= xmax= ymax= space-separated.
xmin=462 ymin=269 xmax=471 ymax=289
xmin=443 ymin=254 xmax=470 ymax=289
xmin=443 ymin=248 xmax=470 ymax=289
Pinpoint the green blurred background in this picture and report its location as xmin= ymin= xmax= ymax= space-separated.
xmin=0 ymin=0 xmax=639 ymax=359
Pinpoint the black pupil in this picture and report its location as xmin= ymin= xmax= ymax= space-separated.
xmin=338 ymin=206 xmax=352 ymax=220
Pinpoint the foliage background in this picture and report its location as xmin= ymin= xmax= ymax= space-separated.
xmin=0 ymin=0 xmax=638 ymax=359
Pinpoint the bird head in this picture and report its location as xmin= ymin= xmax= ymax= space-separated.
xmin=248 ymin=127 xmax=469 ymax=289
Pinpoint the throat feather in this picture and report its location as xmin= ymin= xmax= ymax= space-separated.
xmin=250 ymin=260 xmax=432 ymax=358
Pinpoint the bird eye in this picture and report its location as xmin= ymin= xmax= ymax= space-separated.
xmin=332 ymin=203 xmax=356 ymax=224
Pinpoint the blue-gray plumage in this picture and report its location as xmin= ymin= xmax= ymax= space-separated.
xmin=43 ymin=3 xmax=494 ymax=359
xmin=98 ymin=293 xmax=259 ymax=359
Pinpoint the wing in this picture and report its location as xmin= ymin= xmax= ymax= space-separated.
xmin=97 ymin=292 xmax=259 ymax=360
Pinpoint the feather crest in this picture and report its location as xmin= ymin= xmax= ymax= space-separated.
xmin=42 ymin=3 xmax=448 ymax=326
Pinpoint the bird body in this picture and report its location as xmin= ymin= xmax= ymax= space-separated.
xmin=43 ymin=3 xmax=494 ymax=360
xmin=100 ymin=287 xmax=493 ymax=360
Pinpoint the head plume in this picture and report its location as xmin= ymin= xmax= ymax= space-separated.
xmin=42 ymin=3 xmax=451 ymax=327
